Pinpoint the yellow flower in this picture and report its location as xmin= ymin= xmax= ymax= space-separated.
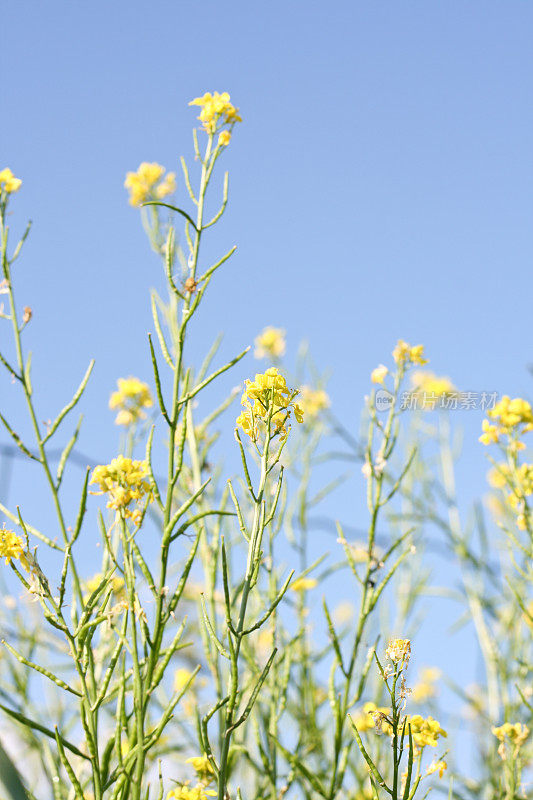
xmin=254 ymin=327 xmax=286 ymax=359
xmin=392 ymin=340 xmax=428 ymax=368
xmin=124 ymin=162 xmax=176 ymax=207
xmin=218 ymin=131 xmax=231 ymax=147
xmin=90 ymin=456 xmax=152 ymax=520
xmin=410 ymin=371 xmax=456 ymax=409
xmin=426 ymin=760 xmax=447 ymax=778
xmin=492 ymin=722 xmax=529 ymax=750
xmin=479 ymin=419 xmax=501 ymax=445
xmin=412 ymin=667 xmax=441 ymax=703
xmin=489 ymin=396 xmax=533 ymax=428
xmin=0 ymin=525 xmax=26 ymax=567
xmin=299 ymin=387 xmax=330 ymax=418
xmin=236 ymin=367 xmax=303 ymax=442
xmin=487 ymin=462 xmax=533 ymax=530
xmin=189 ymin=91 xmax=242 ymax=134
xmin=167 ymin=785 xmax=216 ymax=800
xmin=0 ymin=168 xmax=22 ymax=195
xmin=353 ymin=701 xmax=392 ymax=733
xmin=407 ymin=715 xmax=447 ymax=749
xmin=481 ymin=396 xmax=533 ymax=445
xmin=410 ymin=371 xmax=455 ymax=396
xmin=174 ymin=668 xmax=195 ymax=694
xmin=385 ymin=638 xmax=411 ymax=666
xmin=186 ymin=756 xmax=215 ymax=783
xmin=290 ymin=576 xmax=317 ymax=592
xmin=371 ymin=364 xmax=388 ymax=385
xmin=109 ymin=377 xmax=153 ymax=426
xmin=487 ymin=463 xmax=511 ymax=489
xmin=83 ymin=573 xmax=126 ymax=601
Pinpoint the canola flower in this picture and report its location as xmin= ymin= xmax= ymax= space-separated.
xmin=236 ymin=367 xmax=303 ymax=443
xmin=410 ymin=370 xmax=456 ymax=409
xmin=83 ymin=573 xmax=126 ymax=601
xmin=0 ymin=168 xmax=22 ymax=195
xmin=352 ymin=701 xmax=392 ymax=733
xmin=0 ymin=525 xmax=27 ymax=569
xmin=186 ymin=756 xmax=215 ymax=784
xmin=406 ymin=714 xmax=447 ymax=750
xmin=174 ymin=668 xmax=195 ymax=693
xmin=492 ymin=722 xmax=530 ymax=760
xmin=254 ymin=326 xmax=286 ymax=360
xmin=109 ymin=376 xmax=153 ymax=426
xmin=480 ymin=396 xmax=533 ymax=446
xmin=426 ymin=759 xmax=448 ymax=778
xmin=218 ymin=130 xmax=231 ymax=147
xmin=410 ymin=371 xmax=455 ymax=397
xmin=392 ymin=340 xmax=428 ymax=368
xmin=371 ymin=364 xmax=389 ymax=385
xmin=90 ymin=456 xmax=152 ymax=522
xmin=290 ymin=576 xmax=317 ymax=592
xmin=167 ymin=785 xmax=216 ymax=800
xmin=299 ymin=386 xmax=330 ymax=418
xmin=124 ymin=162 xmax=176 ymax=207
xmin=385 ymin=638 xmax=411 ymax=667
xmin=412 ymin=667 xmax=442 ymax=703
xmin=189 ymin=91 xmax=241 ymax=134
xmin=488 ymin=462 xmax=533 ymax=530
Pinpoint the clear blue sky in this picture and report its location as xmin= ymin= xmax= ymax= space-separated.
xmin=2 ymin=0 xmax=532 ymax=778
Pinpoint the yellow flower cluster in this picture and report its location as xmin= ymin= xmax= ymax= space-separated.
xmin=0 ymin=525 xmax=27 ymax=568
xmin=407 ymin=714 xmax=447 ymax=749
xmin=254 ymin=326 xmax=286 ymax=359
xmin=489 ymin=462 xmax=533 ymax=530
xmin=299 ymin=387 xmax=330 ymax=418
xmin=189 ymin=91 xmax=241 ymax=134
xmin=83 ymin=573 xmax=126 ymax=601
xmin=385 ymin=638 xmax=411 ymax=666
xmin=480 ymin=396 xmax=533 ymax=446
xmin=186 ymin=756 xmax=215 ymax=784
xmin=173 ymin=668 xmax=192 ymax=692
xmin=492 ymin=722 xmax=529 ymax=759
xmin=412 ymin=667 xmax=441 ymax=703
xmin=90 ymin=456 xmax=152 ymax=522
xmin=236 ymin=368 xmax=304 ymax=442
xmin=124 ymin=162 xmax=176 ymax=207
xmin=109 ymin=376 xmax=153 ymax=426
xmin=290 ymin=576 xmax=317 ymax=593
xmin=410 ymin=371 xmax=456 ymax=408
xmin=353 ymin=701 xmax=391 ymax=733
xmin=0 ymin=168 xmax=22 ymax=195
xmin=392 ymin=340 xmax=427 ymax=368
xmin=426 ymin=759 xmax=447 ymax=778
xmin=167 ymin=786 xmax=216 ymax=800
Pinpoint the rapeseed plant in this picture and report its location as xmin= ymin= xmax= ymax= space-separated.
xmin=0 ymin=93 xmax=530 ymax=800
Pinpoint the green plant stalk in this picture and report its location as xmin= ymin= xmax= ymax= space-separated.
xmin=328 ymin=368 xmax=403 ymax=799
xmin=217 ymin=433 xmax=271 ymax=800
xmin=1 ymin=205 xmax=104 ymax=800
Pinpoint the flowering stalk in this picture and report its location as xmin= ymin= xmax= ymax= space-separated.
xmin=0 ymin=94 xmax=246 ymax=800
xmin=350 ymin=640 xmax=447 ymax=799
xmin=195 ymin=373 xmax=301 ymax=800
xmin=321 ymin=345 xmax=422 ymax=800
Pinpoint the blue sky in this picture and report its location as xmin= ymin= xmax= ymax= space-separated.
xmin=2 ymin=0 xmax=532 ymax=779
